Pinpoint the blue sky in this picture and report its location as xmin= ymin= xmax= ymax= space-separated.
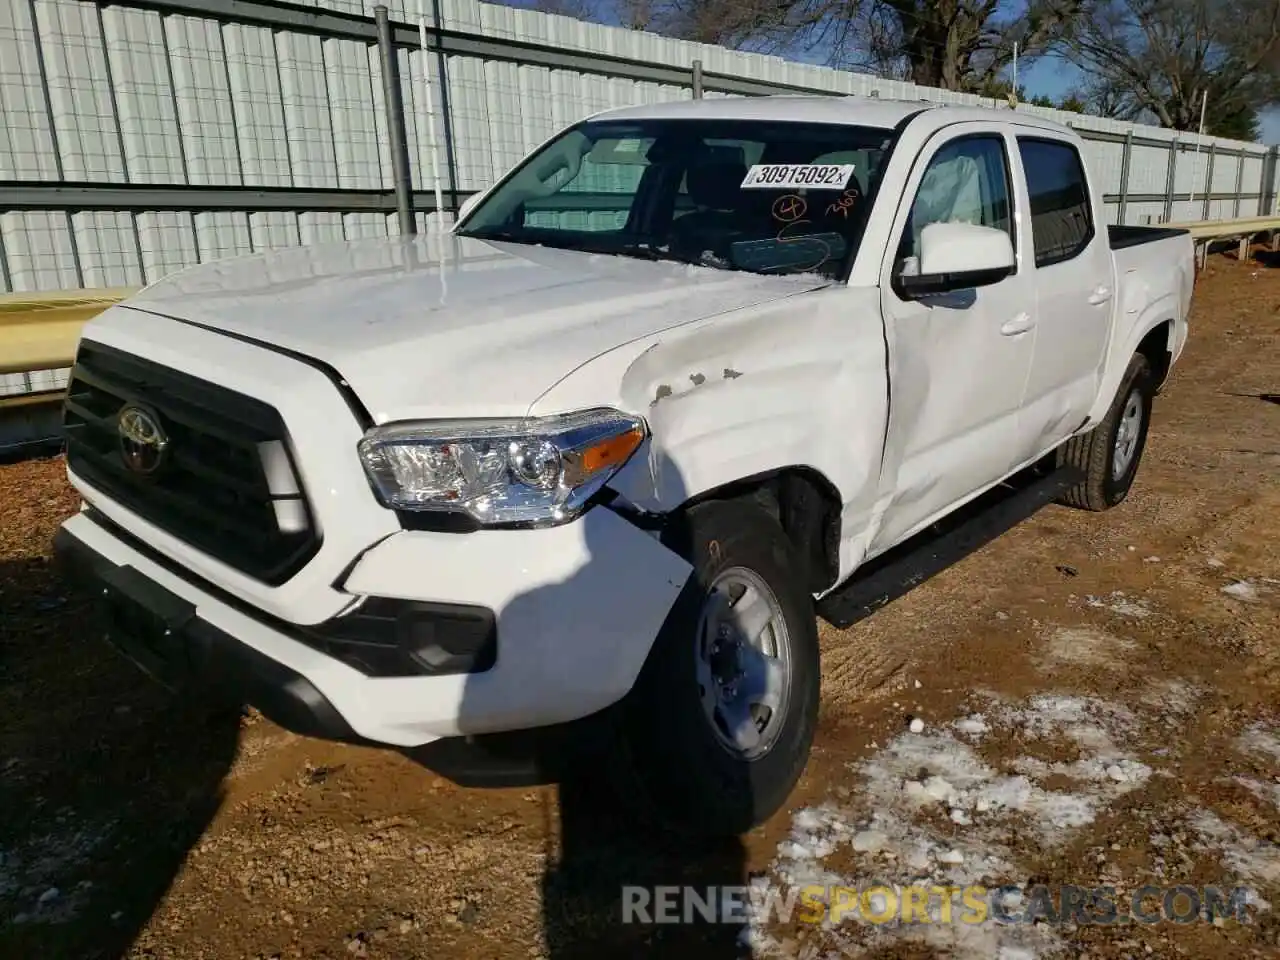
xmin=1023 ymin=55 xmax=1280 ymax=143
xmin=498 ymin=0 xmax=1279 ymax=143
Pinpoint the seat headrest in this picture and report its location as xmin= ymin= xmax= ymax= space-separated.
xmin=687 ymin=161 xmax=748 ymax=210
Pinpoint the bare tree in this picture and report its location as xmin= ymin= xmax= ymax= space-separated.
xmin=1062 ymin=0 xmax=1280 ymax=133
xmin=851 ymin=0 xmax=1082 ymax=93
xmin=617 ymin=0 xmax=654 ymax=30
xmin=605 ymin=0 xmax=1082 ymax=91
xmin=532 ymin=0 xmax=597 ymax=19
xmin=644 ymin=0 xmax=840 ymax=51
xmin=529 ymin=0 xmax=830 ymax=48
xmin=521 ymin=0 xmax=1085 ymax=98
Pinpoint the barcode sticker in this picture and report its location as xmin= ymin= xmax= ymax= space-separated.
xmin=740 ymin=164 xmax=855 ymax=190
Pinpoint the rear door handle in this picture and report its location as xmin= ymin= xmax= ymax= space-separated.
xmin=1088 ymin=285 xmax=1113 ymax=305
xmin=1000 ymin=312 xmax=1034 ymax=336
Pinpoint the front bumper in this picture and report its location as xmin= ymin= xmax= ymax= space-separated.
xmin=53 ymin=504 xmax=692 ymax=747
xmin=55 ymin=523 xmax=365 ymax=743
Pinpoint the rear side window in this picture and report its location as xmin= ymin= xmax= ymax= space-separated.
xmin=1017 ymin=138 xmax=1094 ymax=267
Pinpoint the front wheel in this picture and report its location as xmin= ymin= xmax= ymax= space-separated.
xmin=1057 ymin=352 xmax=1155 ymax=511
xmin=610 ymin=499 xmax=820 ymax=837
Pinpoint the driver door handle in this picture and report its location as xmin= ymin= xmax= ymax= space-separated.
xmin=1000 ymin=312 xmax=1034 ymax=336
xmin=1088 ymin=284 xmax=1113 ymax=305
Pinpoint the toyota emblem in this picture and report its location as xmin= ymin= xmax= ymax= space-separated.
xmin=117 ymin=405 xmax=169 ymax=475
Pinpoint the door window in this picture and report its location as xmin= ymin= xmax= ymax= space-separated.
xmin=1016 ymin=138 xmax=1094 ymax=267
xmin=897 ymin=135 xmax=1013 ymax=271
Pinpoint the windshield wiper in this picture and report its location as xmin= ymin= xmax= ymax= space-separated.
xmin=459 ymin=230 xmax=736 ymax=272
xmin=614 ymin=241 xmax=737 ymax=272
xmin=459 ymin=227 xmax=541 ymax=245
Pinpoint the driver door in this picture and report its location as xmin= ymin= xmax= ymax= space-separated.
xmin=870 ymin=124 xmax=1037 ymax=554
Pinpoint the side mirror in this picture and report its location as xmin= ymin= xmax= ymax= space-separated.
xmin=897 ymin=222 xmax=1016 ymax=298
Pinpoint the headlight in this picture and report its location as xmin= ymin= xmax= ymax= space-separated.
xmin=357 ymin=408 xmax=645 ymax=525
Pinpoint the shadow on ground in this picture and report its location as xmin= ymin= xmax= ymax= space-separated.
xmin=0 ymin=554 xmax=240 ymax=960
xmin=542 ymin=771 xmax=748 ymax=959
xmin=486 ymin=453 xmax=750 ymax=960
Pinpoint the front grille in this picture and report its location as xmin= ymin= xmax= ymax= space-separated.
xmin=63 ymin=342 xmax=320 ymax=585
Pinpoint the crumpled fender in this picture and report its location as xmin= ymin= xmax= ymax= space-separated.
xmin=531 ymin=286 xmax=892 ymax=584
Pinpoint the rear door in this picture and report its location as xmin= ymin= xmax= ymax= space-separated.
xmin=872 ymin=122 xmax=1037 ymax=553
xmin=1011 ymin=134 xmax=1115 ymax=455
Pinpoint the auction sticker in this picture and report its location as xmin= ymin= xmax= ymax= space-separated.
xmin=740 ymin=163 xmax=855 ymax=189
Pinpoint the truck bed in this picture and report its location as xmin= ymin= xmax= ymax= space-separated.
xmin=1108 ymin=224 xmax=1190 ymax=250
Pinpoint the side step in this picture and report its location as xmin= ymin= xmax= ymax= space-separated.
xmin=815 ymin=464 xmax=1084 ymax=629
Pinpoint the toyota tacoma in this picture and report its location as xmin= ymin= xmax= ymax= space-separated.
xmin=54 ymin=96 xmax=1193 ymax=836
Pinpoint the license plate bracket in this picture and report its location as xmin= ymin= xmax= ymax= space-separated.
xmin=97 ymin=564 xmax=198 ymax=687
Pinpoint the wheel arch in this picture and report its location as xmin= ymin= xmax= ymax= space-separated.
xmin=1136 ymin=318 xmax=1174 ymax=393
xmin=611 ymin=464 xmax=844 ymax=595
xmin=1087 ymin=306 xmax=1177 ymax=425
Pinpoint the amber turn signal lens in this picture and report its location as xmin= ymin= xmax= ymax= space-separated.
xmin=580 ymin=425 xmax=644 ymax=476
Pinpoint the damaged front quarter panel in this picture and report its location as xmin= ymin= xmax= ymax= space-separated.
xmin=530 ymin=285 xmax=893 ymax=584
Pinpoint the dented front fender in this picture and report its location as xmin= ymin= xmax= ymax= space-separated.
xmin=531 ymin=285 xmax=891 ymax=583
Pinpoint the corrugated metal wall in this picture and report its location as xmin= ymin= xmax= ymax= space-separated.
xmin=2 ymin=0 xmax=1278 ymax=398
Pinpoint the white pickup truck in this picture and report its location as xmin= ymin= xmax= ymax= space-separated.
xmin=54 ymin=96 xmax=1193 ymax=836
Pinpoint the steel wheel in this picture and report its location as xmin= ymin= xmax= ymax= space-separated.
xmin=1112 ymin=386 xmax=1144 ymax=480
xmin=694 ymin=566 xmax=792 ymax=760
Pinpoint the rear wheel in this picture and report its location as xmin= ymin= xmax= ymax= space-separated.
xmin=1057 ymin=353 xmax=1154 ymax=511
xmin=610 ymin=499 xmax=820 ymax=837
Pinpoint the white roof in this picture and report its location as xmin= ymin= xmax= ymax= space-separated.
xmin=590 ymin=95 xmax=1076 ymax=137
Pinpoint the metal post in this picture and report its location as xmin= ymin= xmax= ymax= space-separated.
xmin=375 ymin=4 xmax=416 ymax=236
xmin=691 ymin=59 xmax=703 ymax=99
xmin=417 ymin=0 xmax=445 ymax=230
xmin=1269 ymin=145 xmax=1280 ymax=215
xmin=1117 ymin=130 xmax=1133 ymax=225
xmin=1201 ymin=142 xmax=1215 ymax=220
xmin=1258 ymin=147 xmax=1274 ymax=216
xmin=1260 ymin=151 xmax=1270 ymax=215
xmin=1163 ymin=138 xmax=1178 ymax=223
xmin=1233 ymin=150 xmax=1245 ymax=218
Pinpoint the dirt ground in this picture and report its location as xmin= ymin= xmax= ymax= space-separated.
xmin=1 ymin=255 xmax=1277 ymax=960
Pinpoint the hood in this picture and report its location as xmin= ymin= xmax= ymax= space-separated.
xmin=125 ymin=234 xmax=829 ymax=422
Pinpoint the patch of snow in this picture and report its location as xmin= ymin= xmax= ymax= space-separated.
xmin=999 ymin=694 xmax=1138 ymax=755
xmin=1039 ymin=625 xmax=1136 ymax=668
xmin=908 ymin=718 xmax=925 ymax=734
xmin=1188 ymin=809 xmax=1280 ymax=888
xmin=1140 ymin=678 xmax=1201 ymax=717
xmin=851 ymin=829 xmax=888 ymax=853
xmin=1237 ymin=724 xmax=1280 ymax=764
xmin=953 ymin=714 xmax=990 ymax=737
xmin=1221 ymin=580 xmax=1263 ymax=603
xmin=1234 ymin=776 xmax=1280 ymax=811
xmin=1085 ymin=592 xmax=1152 ymax=618
xmin=747 ymin=691 xmax=1161 ymax=958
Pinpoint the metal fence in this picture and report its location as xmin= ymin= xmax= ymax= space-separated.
xmin=2 ymin=0 xmax=1279 ymax=397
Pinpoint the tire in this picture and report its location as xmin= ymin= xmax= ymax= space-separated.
xmin=609 ymin=498 xmax=820 ymax=837
xmin=1057 ymin=353 xmax=1154 ymax=511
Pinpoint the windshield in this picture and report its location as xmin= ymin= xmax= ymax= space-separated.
xmin=455 ymin=117 xmax=895 ymax=279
